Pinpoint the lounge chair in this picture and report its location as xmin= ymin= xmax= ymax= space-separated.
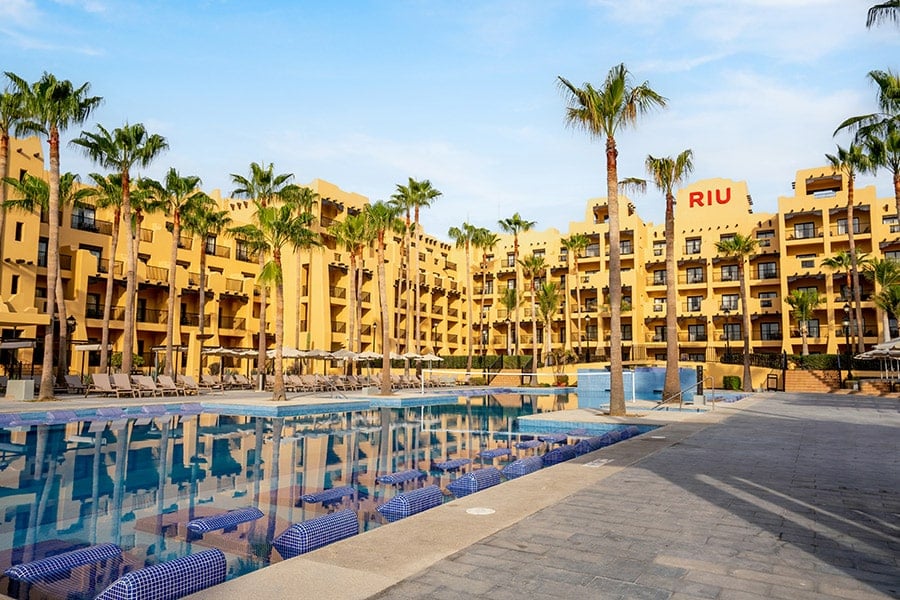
xmin=111 ymin=374 xmax=138 ymax=398
xmin=231 ymin=373 xmax=253 ymax=389
xmin=131 ymin=375 xmax=161 ymax=397
xmin=64 ymin=375 xmax=86 ymax=394
xmin=86 ymin=374 xmax=123 ymax=398
xmin=155 ymin=374 xmax=183 ymax=396
xmin=200 ymin=374 xmax=224 ymax=392
xmin=177 ymin=374 xmax=200 ymax=395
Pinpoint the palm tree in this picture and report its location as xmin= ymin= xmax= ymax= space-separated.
xmin=827 ymin=144 xmax=871 ymax=353
xmin=231 ymin=162 xmax=301 ymax=386
xmin=392 ymin=178 xmax=442 ymax=354
xmin=499 ymin=287 xmax=521 ymax=356
xmin=0 ymin=81 xmax=27 ymax=286
xmin=141 ymin=168 xmax=213 ymax=377
xmin=645 ymin=150 xmax=694 ymax=401
xmin=863 ymin=257 xmax=900 ymax=340
xmin=536 ymin=281 xmax=562 ymax=366
xmin=836 ymin=70 xmax=900 ymax=215
xmin=519 ymin=253 xmax=547 ymax=366
xmin=329 ymin=213 xmax=368 ymax=352
xmin=231 ymin=203 xmax=318 ymax=401
xmin=363 ymin=200 xmax=403 ymax=395
xmin=3 ymin=172 xmax=91 ymax=386
xmin=498 ymin=212 xmax=535 ymax=357
xmin=8 ymin=72 xmax=101 ymax=399
xmin=182 ymin=203 xmax=232 ymax=375
xmin=72 ymin=123 xmax=167 ymax=377
xmin=473 ymin=228 xmax=499 ymax=358
xmin=558 ymin=64 xmax=667 ymax=416
xmin=286 ymin=186 xmax=319 ymax=350
xmin=715 ymin=233 xmax=757 ymax=392
xmin=874 ymin=285 xmax=900 ymax=336
xmin=785 ymin=289 xmax=821 ymax=356
xmin=80 ymin=173 xmax=126 ymax=371
xmin=448 ymin=222 xmax=479 ymax=371
xmin=560 ymin=233 xmax=589 ymax=358
xmin=867 ymin=0 xmax=900 ymax=27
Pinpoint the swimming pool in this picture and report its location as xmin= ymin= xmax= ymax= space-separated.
xmin=0 ymin=390 xmax=646 ymax=599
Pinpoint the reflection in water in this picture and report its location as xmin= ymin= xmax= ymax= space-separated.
xmin=0 ymin=393 xmax=575 ymax=599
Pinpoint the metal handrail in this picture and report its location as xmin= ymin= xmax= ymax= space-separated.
xmin=656 ymin=375 xmax=715 ymax=411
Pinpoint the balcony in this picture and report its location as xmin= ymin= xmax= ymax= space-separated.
xmin=218 ymin=315 xmax=246 ymax=330
xmin=98 ymin=259 xmax=123 ymax=276
xmin=360 ymin=291 xmax=371 ymax=303
xmin=145 ymin=265 xmax=168 ymax=282
xmin=331 ymin=321 xmax=347 ymax=333
xmin=180 ymin=313 xmax=211 ymax=327
xmin=330 ymin=286 xmax=347 ymax=299
xmin=209 ymin=244 xmax=231 ymax=259
xmin=178 ymin=235 xmax=193 ymax=250
xmin=136 ymin=307 xmax=168 ymax=324
xmin=225 ymin=278 xmax=244 ymax=294
xmin=71 ymin=214 xmax=113 ymax=235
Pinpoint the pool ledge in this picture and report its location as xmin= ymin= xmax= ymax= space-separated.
xmin=184 ymin=396 xmax=760 ymax=600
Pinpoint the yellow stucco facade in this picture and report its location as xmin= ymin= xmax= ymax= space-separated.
xmin=0 ymin=134 xmax=895 ymax=381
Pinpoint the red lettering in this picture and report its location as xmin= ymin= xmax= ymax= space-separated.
xmin=716 ymin=188 xmax=731 ymax=205
xmin=689 ymin=191 xmax=704 ymax=207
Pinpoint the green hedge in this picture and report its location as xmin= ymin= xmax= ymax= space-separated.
xmin=723 ymin=375 xmax=741 ymax=390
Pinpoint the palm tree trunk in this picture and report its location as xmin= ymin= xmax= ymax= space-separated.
xmin=663 ymin=191 xmax=680 ymax=400
xmin=739 ymin=260 xmax=752 ymax=392
xmin=606 ymin=136 xmax=625 ymax=416
xmin=55 ymin=268 xmax=69 ymax=388
xmin=413 ymin=214 xmax=422 ymax=354
xmin=257 ymin=252 xmax=267 ymax=388
xmin=847 ymin=179 xmax=865 ymax=353
xmin=0 ymin=131 xmax=9 ymax=287
xmin=100 ymin=208 xmax=121 ymax=372
xmin=377 ymin=234 xmax=391 ymax=395
xmin=530 ymin=280 xmax=539 ymax=366
xmin=165 ymin=215 xmax=180 ymax=377
xmin=121 ymin=170 xmax=135 ymax=376
xmin=198 ymin=246 xmax=208 ymax=376
xmin=272 ymin=254 xmax=286 ymax=401
xmin=574 ymin=255 xmax=583 ymax=357
xmin=465 ymin=241 xmax=473 ymax=372
xmin=514 ymin=237 xmax=521 ymax=357
xmin=39 ymin=127 xmax=60 ymax=400
xmin=348 ymin=254 xmax=357 ymax=354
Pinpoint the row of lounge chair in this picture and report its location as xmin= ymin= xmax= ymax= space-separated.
xmin=77 ymin=373 xmax=226 ymax=398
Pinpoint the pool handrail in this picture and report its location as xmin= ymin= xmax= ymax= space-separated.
xmin=657 ymin=375 xmax=715 ymax=410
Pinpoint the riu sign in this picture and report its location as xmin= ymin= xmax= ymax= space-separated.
xmin=689 ymin=187 xmax=731 ymax=208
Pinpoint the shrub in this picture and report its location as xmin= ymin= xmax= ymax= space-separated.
xmin=554 ymin=374 xmax=569 ymax=386
xmin=723 ymin=375 xmax=741 ymax=390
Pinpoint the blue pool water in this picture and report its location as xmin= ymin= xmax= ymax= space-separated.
xmin=0 ymin=391 xmax=648 ymax=599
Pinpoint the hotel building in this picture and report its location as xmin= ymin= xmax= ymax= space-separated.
xmin=0 ymin=135 xmax=894 ymax=381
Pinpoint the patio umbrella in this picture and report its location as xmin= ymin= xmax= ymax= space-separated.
xmin=266 ymin=347 xmax=305 ymax=359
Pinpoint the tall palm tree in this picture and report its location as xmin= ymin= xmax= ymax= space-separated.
xmin=827 ymin=144 xmax=872 ymax=353
xmin=81 ymin=173 xmax=126 ymax=371
xmin=785 ymin=289 xmax=821 ymax=356
xmin=231 ymin=162 xmax=301 ymax=385
xmin=498 ymin=212 xmax=535 ymax=357
xmin=286 ymin=186 xmax=319 ymax=350
xmin=0 ymin=81 xmax=27 ymax=286
xmin=715 ymin=233 xmax=757 ymax=392
xmin=558 ymin=64 xmax=667 ymax=416
xmin=560 ymin=233 xmax=589 ymax=358
xmin=141 ymin=168 xmax=213 ymax=377
xmin=182 ymin=203 xmax=232 ymax=375
xmin=448 ymin=222 xmax=479 ymax=371
xmin=363 ymin=200 xmax=403 ymax=395
xmin=536 ymin=281 xmax=562 ymax=366
xmin=473 ymin=228 xmax=499 ymax=358
xmin=72 ymin=123 xmax=167 ymax=377
xmin=3 ymin=172 xmax=91 ymax=386
xmin=8 ymin=72 xmax=101 ymax=399
xmin=231 ymin=203 xmax=318 ymax=401
xmin=862 ymin=257 xmax=900 ymax=340
xmin=867 ymin=0 xmax=900 ymax=27
xmin=836 ymin=70 xmax=900 ymax=215
xmin=874 ymin=284 xmax=900 ymax=336
xmin=499 ymin=287 xmax=521 ymax=356
xmin=645 ymin=150 xmax=694 ymax=401
xmin=329 ymin=213 xmax=368 ymax=352
xmin=392 ymin=178 xmax=442 ymax=354
xmin=519 ymin=254 xmax=547 ymax=366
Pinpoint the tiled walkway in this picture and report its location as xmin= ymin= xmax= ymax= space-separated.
xmin=370 ymin=393 xmax=899 ymax=599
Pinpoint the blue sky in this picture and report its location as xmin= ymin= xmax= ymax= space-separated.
xmin=2 ymin=0 xmax=897 ymax=238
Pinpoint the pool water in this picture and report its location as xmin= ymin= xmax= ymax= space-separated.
xmin=0 ymin=391 xmax=642 ymax=599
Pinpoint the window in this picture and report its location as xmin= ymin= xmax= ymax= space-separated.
xmin=620 ymin=239 xmax=633 ymax=255
xmin=687 ymin=296 xmax=703 ymax=312
xmin=507 ymin=279 xmax=516 ymax=290
xmin=71 ymin=205 xmax=97 ymax=232
xmin=533 ymin=249 xmax=545 ymax=260
xmin=10 ymin=275 xmax=18 ymax=295
xmin=760 ymin=322 xmax=781 ymax=341
xmin=719 ymin=233 xmax=735 ymax=243
xmin=37 ymin=237 xmax=48 ymax=267
xmin=653 ymin=270 xmax=666 ymax=285
xmin=887 ymin=251 xmax=900 ymax=261
xmin=483 ymin=281 xmax=494 ymax=294
xmin=756 ymin=230 xmax=774 ymax=247
xmin=87 ymin=293 xmax=101 ymax=318
xmin=687 ymin=324 xmax=707 ymax=342
xmin=796 ymin=286 xmax=818 ymax=295
xmin=686 ymin=267 xmax=704 ymax=284
xmin=506 ymin=253 xmax=515 ymax=267
xmin=205 ymin=235 xmax=217 ymax=255
xmin=14 ymin=222 xmax=23 ymax=242
xmin=622 ymin=324 xmax=632 ymax=341
xmin=585 ymin=243 xmax=600 ymax=257
xmin=724 ymin=322 xmax=741 ymax=341
xmin=759 ymin=291 xmax=776 ymax=308
xmin=687 ymin=353 xmax=705 ymax=362
xmin=798 ymin=253 xmax=816 ymax=269
xmin=721 ymin=294 xmax=739 ymax=310
xmin=653 ymin=298 xmax=665 ymax=313
xmin=884 ymin=216 xmax=900 ymax=234
xmin=653 ymin=241 xmax=665 ymax=256
xmin=836 ymin=217 xmax=860 ymax=235
xmin=236 ymin=239 xmax=253 ymax=262
xmin=584 ymin=298 xmax=597 ymax=312
xmin=685 ymin=237 xmax=701 ymax=254
xmin=558 ymin=248 xmax=568 ymax=262
xmin=720 ymin=264 xmax=738 ymax=281
xmin=758 ymin=262 xmax=777 ymax=279
xmin=802 ymin=319 xmax=820 ymax=338
xmin=794 ymin=222 xmax=816 ymax=239
xmin=653 ymin=325 xmax=666 ymax=342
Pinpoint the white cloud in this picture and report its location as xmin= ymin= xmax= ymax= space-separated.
xmin=0 ymin=0 xmax=37 ymax=25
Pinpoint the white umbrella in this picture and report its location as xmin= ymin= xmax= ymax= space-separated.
xmin=401 ymin=351 xmax=422 ymax=360
xmin=356 ymin=351 xmax=381 ymax=360
xmin=331 ymin=348 xmax=359 ymax=361
xmin=418 ymin=353 xmax=442 ymax=362
xmin=266 ymin=347 xmax=304 ymax=359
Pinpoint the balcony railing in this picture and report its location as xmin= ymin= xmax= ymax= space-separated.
xmin=360 ymin=291 xmax=371 ymax=303
xmin=71 ymin=214 xmax=113 ymax=235
xmin=98 ymin=259 xmax=123 ymax=276
xmin=136 ymin=308 xmax=167 ymax=324
xmin=330 ymin=286 xmax=347 ymax=299
xmin=145 ymin=265 xmax=168 ymax=282
xmin=331 ymin=321 xmax=347 ymax=333
xmin=218 ymin=315 xmax=246 ymax=330
xmin=447 ymin=308 xmax=458 ymax=318
xmin=139 ymin=228 xmax=153 ymax=243
xmin=178 ymin=235 xmax=193 ymax=250
xmin=225 ymin=278 xmax=243 ymax=294
xmin=180 ymin=313 xmax=212 ymax=327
